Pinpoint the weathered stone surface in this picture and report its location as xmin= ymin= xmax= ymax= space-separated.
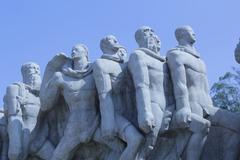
xmin=2 ymin=26 xmax=240 ymax=160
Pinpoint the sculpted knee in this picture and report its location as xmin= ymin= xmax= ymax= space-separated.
xmin=190 ymin=118 xmax=211 ymax=134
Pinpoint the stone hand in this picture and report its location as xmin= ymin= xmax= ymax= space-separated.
xmin=139 ymin=113 xmax=155 ymax=134
xmin=175 ymin=107 xmax=191 ymax=128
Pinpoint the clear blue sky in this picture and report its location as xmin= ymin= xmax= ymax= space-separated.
xmin=0 ymin=0 xmax=240 ymax=107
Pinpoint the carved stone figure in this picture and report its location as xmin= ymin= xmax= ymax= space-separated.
xmin=167 ymin=26 xmax=240 ymax=160
xmin=128 ymin=26 xmax=175 ymax=160
xmin=2 ymin=26 xmax=240 ymax=160
xmin=4 ymin=62 xmax=41 ymax=160
xmin=38 ymin=44 xmax=100 ymax=160
xmin=93 ymin=35 xmax=144 ymax=160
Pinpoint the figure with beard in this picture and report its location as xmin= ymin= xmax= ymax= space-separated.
xmin=93 ymin=35 xmax=144 ymax=160
xmin=128 ymin=26 xmax=175 ymax=160
xmin=4 ymin=62 xmax=41 ymax=160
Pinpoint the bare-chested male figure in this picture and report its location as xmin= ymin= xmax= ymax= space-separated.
xmin=39 ymin=44 xmax=99 ymax=160
xmin=128 ymin=26 xmax=175 ymax=160
xmin=167 ymin=26 xmax=240 ymax=160
xmin=4 ymin=62 xmax=41 ymax=160
xmin=93 ymin=35 xmax=144 ymax=160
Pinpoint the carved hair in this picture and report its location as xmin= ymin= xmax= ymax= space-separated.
xmin=175 ymin=25 xmax=193 ymax=42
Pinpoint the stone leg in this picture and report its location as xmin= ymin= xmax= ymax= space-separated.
xmin=116 ymin=114 xmax=144 ymax=160
xmin=138 ymin=102 xmax=164 ymax=160
xmin=50 ymin=114 xmax=90 ymax=160
xmin=186 ymin=113 xmax=210 ymax=160
xmin=93 ymin=127 xmax=125 ymax=153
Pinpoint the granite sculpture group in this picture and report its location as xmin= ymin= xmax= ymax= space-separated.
xmin=1 ymin=25 xmax=240 ymax=160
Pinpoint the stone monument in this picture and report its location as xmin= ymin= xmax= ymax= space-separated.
xmin=1 ymin=26 xmax=240 ymax=160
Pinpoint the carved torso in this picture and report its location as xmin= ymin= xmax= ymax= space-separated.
xmin=130 ymin=49 xmax=171 ymax=109
xmin=22 ymin=88 xmax=40 ymax=130
xmin=55 ymin=71 xmax=97 ymax=113
xmin=94 ymin=58 xmax=128 ymax=114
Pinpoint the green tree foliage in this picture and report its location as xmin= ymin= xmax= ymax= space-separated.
xmin=210 ymin=67 xmax=240 ymax=112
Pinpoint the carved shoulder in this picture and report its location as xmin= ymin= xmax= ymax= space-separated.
xmin=128 ymin=50 xmax=147 ymax=69
xmin=167 ymin=49 xmax=185 ymax=67
xmin=130 ymin=50 xmax=145 ymax=61
xmin=93 ymin=59 xmax=108 ymax=74
xmin=6 ymin=84 xmax=20 ymax=98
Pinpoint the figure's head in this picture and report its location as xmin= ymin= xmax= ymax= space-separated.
xmin=71 ymin=44 xmax=89 ymax=61
xmin=21 ymin=62 xmax=41 ymax=90
xmin=175 ymin=25 xmax=196 ymax=45
xmin=135 ymin=26 xmax=161 ymax=53
xmin=100 ymin=35 xmax=127 ymax=59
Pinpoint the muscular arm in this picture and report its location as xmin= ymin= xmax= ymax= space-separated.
xmin=167 ymin=52 xmax=190 ymax=111
xmin=128 ymin=51 xmax=154 ymax=133
xmin=164 ymin=64 xmax=175 ymax=113
xmin=93 ymin=60 xmax=116 ymax=137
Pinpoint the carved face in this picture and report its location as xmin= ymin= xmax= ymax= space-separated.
xmin=107 ymin=35 xmax=119 ymax=49
xmin=71 ymin=45 xmax=88 ymax=60
xmin=100 ymin=35 xmax=126 ymax=56
xmin=184 ymin=27 xmax=196 ymax=44
xmin=137 ymin=26 xmax=161 ymax=53
xmin=23 ymin=64 xmax=41 ymax=90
